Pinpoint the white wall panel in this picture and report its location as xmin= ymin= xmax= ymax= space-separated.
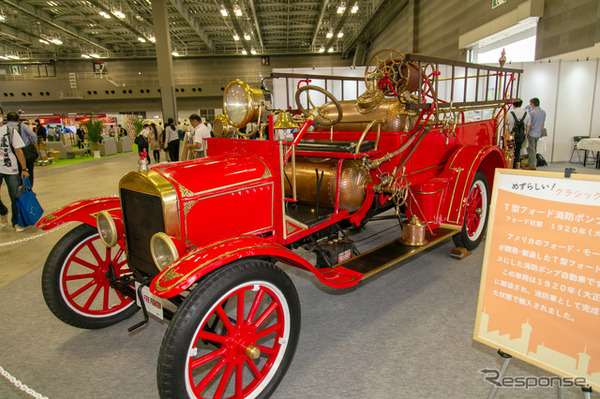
xmin=590 ymin=60 xmax=600 ymax=139
xmin=554 ymin=60 xmax=596 ymax=162
xmin=520 ymin=61 xmax=560 ymax=161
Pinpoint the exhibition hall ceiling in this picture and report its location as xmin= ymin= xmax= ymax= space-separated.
xmin=0 ymin=0 xmax=393 ymax=60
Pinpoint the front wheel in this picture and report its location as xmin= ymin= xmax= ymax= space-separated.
xmin=41 ymin=224 xmax=138 ymax=329
xmin=453 ymin=171 xmax=490 ymax=251
xmin=157 ymin=259 xmax=300 ymax=399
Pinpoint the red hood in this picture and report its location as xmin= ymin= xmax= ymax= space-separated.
xmin=152 ymin=154 xmax=273 ymax=198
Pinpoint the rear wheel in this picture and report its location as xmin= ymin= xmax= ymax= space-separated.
xmin=41 ymin=224 xmax=138 ymax=329
xmin=453 ymin=171 xmax=490 ymax=251
xmin=157 ymin=259 xmax=300 ymax=399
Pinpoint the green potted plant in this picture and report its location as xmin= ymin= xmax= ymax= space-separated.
xmin=132 ymin=117 xmax=144 ymax=135
xmin=83 ymin=117 xmax=104 ymax=158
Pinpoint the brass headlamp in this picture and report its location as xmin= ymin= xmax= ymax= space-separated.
xmin=223 ymin=80 xmax=265 ymax=128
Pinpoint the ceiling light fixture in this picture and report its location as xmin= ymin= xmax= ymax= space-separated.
xmin=91 ymin=53 xmax=100 ymax=58
xmin=241 ymin=49 xmax=247 ymax=55
xmin=39 ymin=39 xmax=50 ymax=45
xmin=337 ymin=3 xmax=346 ymax=14
xmin=50 ymin=38 xmax=63 ymax=45
xmin=244 ymin=33 xmax=251 ymax=41
xmin=0 ymin=14 xmax=5 ymax=21
xmin=250 ymin=49 xmax=257 ymax=55
xmin=148 ymin=36 xmax=156 ymax=43
xmin=318 ymin=47 xmax=325 ymax=53
xmin=99 ymin=11 xmax=111 ymax=19
xmin=220 ymin=8 xmax=228 ymax=17
xmin=47 ymin=1 xmax=59 ymax=6
xmin=326 ymin=31 xmax=333 ymax=39
xmin=351 ymin=3 xmax=358 ymax=13
xmin=337 ymin=31 xmax=344 ymax=38
xmin=8 ymin=54 xmax=20 ymax=59
xmin=171 ymin=51 xmax=180 ymax=56
xmin=81 ymin=54 xmax=91 ymax=58
xmin=112 ymin=10 xmax=125 ymax=19
xmin=234 ymin=7 xmax=242 ymax=17
xmin=137 ymin=37 xmax=146 ymax=43
xmin=328 ymin=47 xmax=334 ymax=53
xmin=233 ymin=34 xmax=239 ymax=41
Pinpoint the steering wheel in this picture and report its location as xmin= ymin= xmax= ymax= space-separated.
xmin=295 ymin=85 xmax=343 ymax=126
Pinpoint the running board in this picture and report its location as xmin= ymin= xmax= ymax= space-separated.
xmin=334 ymin=227 xmax=459 ymax=280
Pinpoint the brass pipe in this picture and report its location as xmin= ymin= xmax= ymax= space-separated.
xmin=355 ymin=119 xmax=385 ymax=154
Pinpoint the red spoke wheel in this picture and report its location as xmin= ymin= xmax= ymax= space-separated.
xmin=158 ymin=259 xmax=300 ymax=399
xmin=453 ymin=170 xmax=490 ymax=251
xmin=42 ymin=224 xmax=138 ymax=329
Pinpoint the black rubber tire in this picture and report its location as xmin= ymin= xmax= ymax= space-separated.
xmin=41 ymin=224 xmax=138 ymax=329
xmin=157 ymin=259 xmax=301 ymax=399
xmin=452 ymin=171 xmax=490 ymax=251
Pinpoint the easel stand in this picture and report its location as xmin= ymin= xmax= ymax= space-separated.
xmin=487 ymin=349 xmax=593 ymax=399
xmin=487 ymin=349 xmax=512 ymax=399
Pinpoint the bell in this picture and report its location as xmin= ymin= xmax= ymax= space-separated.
xmin=274 ymin=111 xmax=299 ymax=129
xmin=400 ymin=215 xmax=428 ymax=246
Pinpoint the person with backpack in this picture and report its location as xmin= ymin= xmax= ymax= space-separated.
xmin=507 ymin=98 xmax=530 ymax=169
xmin=0 ymin=107 xmax=30 ymax=232
xmin=6 ymin=112 xmax=38 ymax=185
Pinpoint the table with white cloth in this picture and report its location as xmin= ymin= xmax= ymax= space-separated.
xmin=576 ymin=138 xmax=600 ymax=168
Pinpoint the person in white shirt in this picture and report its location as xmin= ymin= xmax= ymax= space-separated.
xmin=186 ymin=114 xmax=211 ymax=158
xmin=0 ymin=107 xmax=30 ymax=231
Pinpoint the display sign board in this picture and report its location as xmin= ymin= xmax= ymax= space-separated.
xmin=474 ymin=169 xmax=600 ymax=390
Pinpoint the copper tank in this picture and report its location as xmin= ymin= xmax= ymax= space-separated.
xmin=284 ymin=158 xmax=372 ymax=212
xmin=313 ymin=90 xmax=416 ymax=132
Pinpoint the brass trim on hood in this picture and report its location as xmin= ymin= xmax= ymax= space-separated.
xmin=119 ymin=170 xmax=181 ymax=240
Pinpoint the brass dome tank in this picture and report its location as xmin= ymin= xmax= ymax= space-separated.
xmin=284 ymin=158 xmax=372 ymax=212
xmin=313 ymin=90 xmax=416 ymax=132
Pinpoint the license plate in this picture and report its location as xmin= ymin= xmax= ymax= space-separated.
xmin=338 ymin=249 xmax=352 ymax=263
xmin=135 ymin=282 xmax=163 ymax=320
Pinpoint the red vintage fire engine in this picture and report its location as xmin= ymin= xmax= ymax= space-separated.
xmin=38 ymin=50 xmax=522 ymax=398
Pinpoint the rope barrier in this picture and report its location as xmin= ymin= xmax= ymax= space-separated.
xmin=0 ymin=366 xmax=49 ymax=399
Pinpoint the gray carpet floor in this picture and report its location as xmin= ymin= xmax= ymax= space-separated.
xmin=1 ymin=157 xmax=599 ymax=398
xmin=1 ymin=221 xmax=598 ymax=398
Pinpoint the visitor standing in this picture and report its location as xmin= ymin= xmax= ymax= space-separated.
xmin=164 ymin=118 xmax=179 ymax=162
xmin=134 ymin=124 xmax=151 ymax=164
xmin=507 ymin=99 xmax=529 ymax=169
xmin=76 ymin=125 xmax=85 ymax=148
xmin=6 ymin=111 xmax=38 ymax=186
xmin=149 ymin=123 xmax=161 ymax=163
xmin=186 ymin=114 xmax=211 ymax=158
xmin=524 ymin=98 xmax=546 ymax=170
xmin=0 ymin=107 xmax=30 ymax=232
xmin=35 ymin=119 xmax=47 ymax=142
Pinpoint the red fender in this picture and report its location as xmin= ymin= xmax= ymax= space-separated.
xmin=439 ymin=145 xmax=505 ymax=227
xmin=151 ymin=235 xmax=363 ymax=298
xmin=36 ymin=197 xmax=122 ymax=230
